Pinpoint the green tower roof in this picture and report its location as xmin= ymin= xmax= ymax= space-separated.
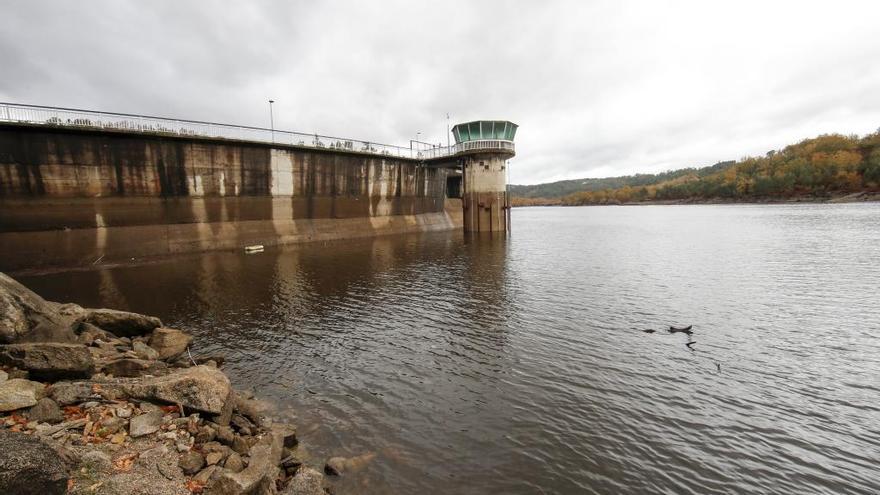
xmin=452 ymin=121 xmax=517 ymax=144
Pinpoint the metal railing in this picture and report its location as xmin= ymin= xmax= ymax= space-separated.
xmin=0 ymin=102 xmax=513 ymax=160
xmin=418 ymin=140 xmax=516 ymax=159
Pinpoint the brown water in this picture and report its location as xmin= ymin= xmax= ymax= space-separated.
xmin=18 ymin=204 xmax=880 ymax=494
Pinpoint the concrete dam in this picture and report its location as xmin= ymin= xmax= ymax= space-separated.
xmin=0 ymin=103 xmax=517 ymax=271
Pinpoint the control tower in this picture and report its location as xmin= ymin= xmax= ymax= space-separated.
xmin=450 ymin=120 xmax=518 ymax=233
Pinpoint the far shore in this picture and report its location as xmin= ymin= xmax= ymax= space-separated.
xmin=511 ymin=191 xmax=880 ymax=208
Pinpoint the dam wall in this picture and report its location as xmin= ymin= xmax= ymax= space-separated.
xmin=0 ymin=124 xmax=461 ymax=270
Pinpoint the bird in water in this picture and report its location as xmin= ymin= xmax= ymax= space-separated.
xmin=668 ymin=325 xmax=693 ymax=336
xmin=642 ymin=329 xmax=656 ymax=334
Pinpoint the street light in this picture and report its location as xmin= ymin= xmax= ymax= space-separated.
xmin=268 ymin=99 xmax=275 ymax=142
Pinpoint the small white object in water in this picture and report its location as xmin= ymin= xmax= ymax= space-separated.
xmin=244 ymin=244 xmax=264 ymax=253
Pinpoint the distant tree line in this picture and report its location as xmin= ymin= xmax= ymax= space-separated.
xmin=509 ymin=161 xmax=735 ymax=199
xmin=512 ymin=132 xmax=880 ymax=206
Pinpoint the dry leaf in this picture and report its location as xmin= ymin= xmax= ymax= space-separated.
xmin=185 ymin=479 xmax=207 ymax=493
xmin=91 ymin=383 xmax=103 ymax=394
xmin=112 ymin=452 xmax=139 ymax=472
xmin=67 ymin=478 xmax=76 ymax=493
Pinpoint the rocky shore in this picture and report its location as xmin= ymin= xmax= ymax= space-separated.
xmin=0 ymin=272 xmax=334 ymax=495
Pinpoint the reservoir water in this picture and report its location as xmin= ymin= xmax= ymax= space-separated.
xmin=18 ymin=204 xmax=880 ymax=494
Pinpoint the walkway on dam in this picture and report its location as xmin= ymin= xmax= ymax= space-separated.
xmin=0 ymin=102 xmax=514 ymax=162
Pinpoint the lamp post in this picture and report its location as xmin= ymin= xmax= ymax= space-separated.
xmin=446 ymin=113 xmax=450 ymax=150
xmin=268 ymin=99 xmax=275 ymax=142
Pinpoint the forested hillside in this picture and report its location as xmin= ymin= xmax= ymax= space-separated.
xmin=510 ymin=161 xmax=735 ymax=199
xmin=512 ymin=132 xmax=880 ymax=206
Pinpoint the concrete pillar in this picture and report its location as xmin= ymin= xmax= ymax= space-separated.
xmin=461 ymin=153 xmax=510 ymax=233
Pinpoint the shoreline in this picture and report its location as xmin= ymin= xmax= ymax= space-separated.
xmin=512 ymin=191 xmax=880 ymax=207
xmin=0 ymin=272 xmax=346 ymax=495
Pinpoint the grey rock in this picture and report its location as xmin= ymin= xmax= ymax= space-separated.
xmin=281 ymin=454 xmax=303 ymax=471
xmin=129 ymin=410 xmax=163 ymax=437
xmin=132 ymin=340 xmax=160 ymax=360
xmin=101 ymin=416 xmax=125 ymax=435
xmin=27 ymin=397 xmax=63 ymax=424
xmin=324 ymin=452 xmax=376 ymax=476
xmin=76 ymin=322 xmax=116 ymax=345
xmin=324 ymin=457 xmax=345 ymax=476
xmin=0 ymin=378 xmax=45 ymax=412
xmin=209 ymin=428 xmax=284 ymax=495
xmin=216 ymin=425 xmax=235 ymax=445
xmin=83 ymin=308 xmax=162 ymax=337
xmin=235 ymin=396 xmax=272 ymax=427
xmin=224 ymin=452 xmax=245 ymax=473
xmin=0 ymin=370 xmax=6 ymax=383
xmin=0 ymin=343 xmax=94 ymax=380
xmin=205 ymin=451 xmax=226 ymax=466
xmin=0 ymin=430 xmax=69 ymax=495
xmin=282 ymin=466 xmax=326 ymax=495
xmin=148 ymin=327 xmax=193 ymax=360
xmin=231 ymin=435 xmax=251 ymax=455
xmin=230 ymin=413 xmax=255 ymax=432
xmin=274 ymin=423 xmax=298 ymax=449
xmin=200 ymin=441 xmax=226 ymax=453
xmin=102 ymin=358 xmax=166 ymax=378
xmin=48 ymin=381 xmax=105 ymax=406
xmin=179 ymin=450 xmax=205 ymax=475
xmin=0 ymin=273 xmax=78 ymax=344
xmin=196 ymin=425 xmax=217 ymax=443
xmin=6 ymin=368 xmax=28 ymax=379
xmin=212 ymin=389 xmax=235 ymax=427
xmin=79 ymin=450 xmax=112 ymax=472
xmin=123 ymin=365 xmax=231 ymax=415
xmin=194 ymin=464 xmax=222 ymax=484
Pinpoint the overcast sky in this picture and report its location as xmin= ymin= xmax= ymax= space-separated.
xmin=2 ymin=1 xmax=880 ymax=184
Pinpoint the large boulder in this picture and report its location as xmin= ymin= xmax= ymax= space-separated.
xmin=282 ymin=466 xmax=326 ymax=495
xmin=123 ymin=365 xmax=231 ymax=415
xmin=0 ymin=378 xmax=45 ymax=412
xmin=83 ymin=308 xmax=162 ymax=337
xmin=148 ymin=327 xmax=193 ymax=360
xmin=0 ymin=430 xmax=69 ymax=494
xmin=208 ymin=428 xmax=284 ymax=495
xmin=0 ymin=273 xmax=77 ymax=344
xmin=0 ymin=343 xmax=95 ymax=380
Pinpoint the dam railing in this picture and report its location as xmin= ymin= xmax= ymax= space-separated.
xmin=0 ymin=102 xmax=512 ymax=161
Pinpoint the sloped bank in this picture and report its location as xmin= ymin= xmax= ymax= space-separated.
xmin=0 ymin=272 xmax=340 ymax=495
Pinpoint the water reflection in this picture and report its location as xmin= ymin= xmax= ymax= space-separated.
xmin=17 ymin=204 xmax=880 ymax=494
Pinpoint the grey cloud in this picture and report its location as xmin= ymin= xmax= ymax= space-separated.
xmin=2 ymin=0 xmax=879 ymax=184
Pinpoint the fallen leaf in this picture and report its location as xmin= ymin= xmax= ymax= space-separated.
xmin=112 ymin=452 xmax=139 ymax=472
xmin=110 ymin=432 xmax=126 ymax=444
xmin=63 ymin=406 xmax=85 ymax=420
xmin=185 ymin=479 xmax=207 ymax=493
xmin=67 ymin=478 xmax=75 ymax=493
xmin=91 ymin=383 xmax=103 ymax=394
